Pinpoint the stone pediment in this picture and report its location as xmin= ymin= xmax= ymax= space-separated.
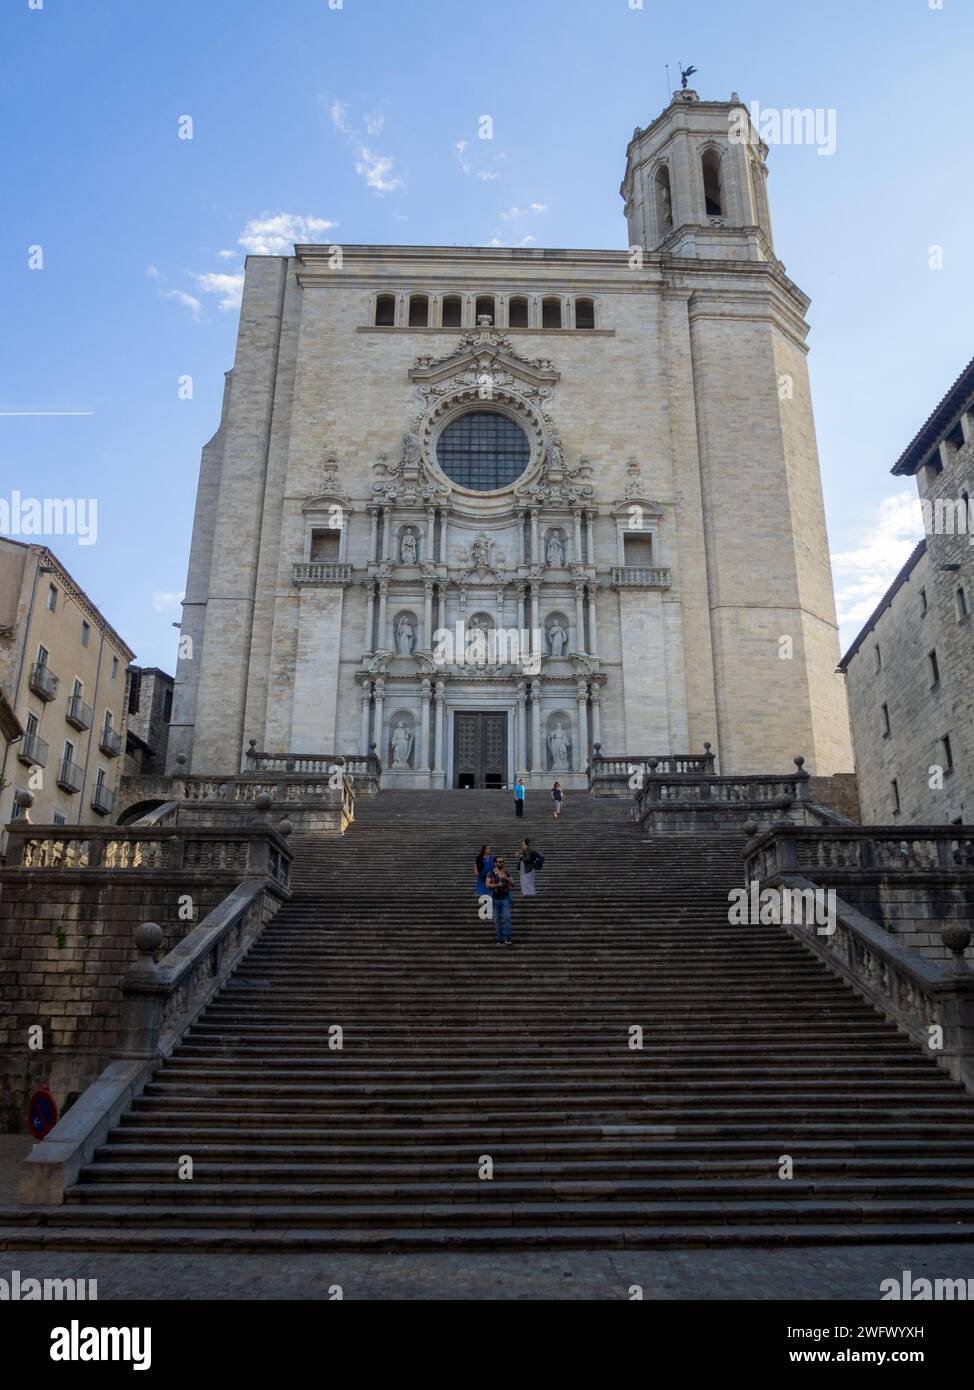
xmin=410 ymin=329 xmax=560 ymax=396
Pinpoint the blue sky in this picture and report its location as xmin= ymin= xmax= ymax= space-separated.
xmin=2 ymin=0 xmax=972 ymax=667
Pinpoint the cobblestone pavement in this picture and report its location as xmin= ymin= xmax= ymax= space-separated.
xmin=3 ymin=1246 xmax=974 ymax=1300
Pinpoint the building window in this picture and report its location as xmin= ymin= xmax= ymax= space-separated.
xmin=508 ymin=296 xmax=528 ymax=328
xmin=163 ymin=688 xmax=173 ymax=721
xmin=701 ymin=148 xmax=724 ymax=217
xmin=575 ymin=298 xmax=595 ymax=330
xmin=929 ymin=649 xmax=941 ymax=687
xmin=309 ymin=530 xmax=341 ymax=563
xmin=128 ymin=668 xmax=142 ymax=715
xmin=919 ymin=587 xmax=928 ymax=615
xmin=881 ymin=703 xmax=890 ymax=737
xmin=81 ymin=620 xmax=90 ymax=647
xmin=53 ymin=812 xmax=67 ymax=826
xmin=942 ymin=734 xmax=954 ymax=772
xmin=891 ymin=778 xmax=900 ymax=815
xmin=874 ymin=645 xmax=882 ymax=672
xmin=408 ymin=294 xmax=429 ymax=327
xmin=37 ymin=644 xmax=49 ymax=669
xmin=441 ymin=295 xmax=462 ymax=328
xmin=475 ymin=295 xmax=495 ymax=326
xmin=436 ymin=410 xmax=531 ymax=492
xmin=655 ymin=162 xmax=673 ymax=231
xmin=541 ymin=297 xmax=562 ymax=329
xmin=374 ymin=294 xmax=395 ymax=327
xmin=47 ymin=584 xmax=58 ymax=612
xmin=957 ymin=585 xmax=970 ymax=620
xmin=111 ymin=656 xmax=119 ymax=680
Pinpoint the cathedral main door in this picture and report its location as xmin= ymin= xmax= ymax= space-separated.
xmin=453 ymin=711 xmax=507 ymax=789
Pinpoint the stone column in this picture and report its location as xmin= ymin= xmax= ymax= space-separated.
xmin=382 ymin=502 xmax=393 ymax=562
xmin=529 ymin=509 xmax=540 ymax=565
xmin=572 ymin=507 xmax=584 ymax=564
xmin=440 ymin=508 xmax=449 ymax=566
xmin=590 ymin=683 xmax=602 ymax=748
xmin=369 ymin=508 xmax=379 ymax=564
xmin=425 ymin=507 xmax=435 ymax=562
xmin=576 ymin=678 xmax=590 ymax=771
xmin=434 ymin=679 xmax=446 ymax=780
xmin=517 ymin=584 xmax=526 ymax=638
xmin=373 ymin=679 xmax=385 ymax=763
xmin=530 ymin=678 xmax=543 ymax=775
xmin=420 ymin=678 xmax=432 ymax=772
xmin=377 ymin=581 xmax=389 ymax=650
xmin=587 ymin=585 xmax=599 ymax=658
xmin=517 ymin=508 xmax=527 ymax=565
xmin=515 ymin=681 xmax=528 ymax=772
xmin=359 ymin=686 xmax=372 ymax=754
xmin=364 ymin=580 xmax=376 ymax=651
xmin=574 ymin=582 xmax=586 ymax=652
xmin=585 ymin=509 xmax=595 ymax=565
xmin=423 ymin=580 xmax=434 ymax=649
xmin=530 ymin=583 xmax=540 ymax=645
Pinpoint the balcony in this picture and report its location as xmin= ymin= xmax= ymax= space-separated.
xmin=99 ymin=726 xmax=122 ymax=758
xmin=611 ymin=566 xmax=671 ymax=590
xmin=66 ymin=693 xmax=93 ymax=731
xmin=28 ymin=662 xmax=59 ymax=701
xmin=17 ymin=731 xmax=49 ymax=768
xmin=57 ymin=757 xmax=84 ymax=793
xmin=91 ymin=782 xmax=115 ymax=816
xmin=292 ymin=562 xmax=353 ymax=587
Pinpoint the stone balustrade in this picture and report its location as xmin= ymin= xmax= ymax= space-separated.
xmin=609 ymin=566 xmax=671 ymax=589
xmin=19 ymin=877 xmax=283 ymax=1205
xmin=588 ymin=744 xmax=716 ymax=796
xmin=631 ymin=757 xmax=824 ymax=832
xmin=742 ymin=822 xmax=974 ymax=1094
xmin=291 ymin=561 xmax=353 ymax=586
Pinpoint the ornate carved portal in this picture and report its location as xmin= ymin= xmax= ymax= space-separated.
xmin=453 ymin=711 xmax=507 ymax=789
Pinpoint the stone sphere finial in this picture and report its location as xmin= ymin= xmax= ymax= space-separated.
xmin=794 ymin=755 xmax=806 ymax=770
xmin=248 ymin=739 xmax=257 ymax=750
xmin=175 ymin=753 xmax=187 ymax=766
xmin=278 ymin=817 xmax=294 ymax=838
xmin=743 ymin=818 xmax=759 ymax=838
xmin=134 ymin=921 xmax=164 ymax=956
xmin=704 ymin=742 xmax=712 ymax=753
xmin=254 ymin=792 xmax=273 ymax=814
xmin=14 ymin=788 xmax=34 ymax=809
xmin=942 ymin=924 xmax=972 ymax=967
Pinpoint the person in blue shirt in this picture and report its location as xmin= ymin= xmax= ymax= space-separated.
xmin=514 ymin=777 xmax=526 ymax=818
xmin=475 ymin=844 xmax=494 ymax=896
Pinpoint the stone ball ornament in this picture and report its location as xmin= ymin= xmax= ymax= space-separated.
xmin=254 ymin=792 xmax=274 ymax=814
xmin=134 ymin=921 xmax=165 ymax=956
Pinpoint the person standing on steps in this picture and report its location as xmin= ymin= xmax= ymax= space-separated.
xmin=475 ymin=844 xmax=494 ymax=897
xmin=513 ymin=777 xmax=526 ymax=818
xmin=551 ymin=781 xmax=564 ymax=820
xmin=518 ymin=837 xmax=540 ymax=896
xmin=487 ymin=856 xmax=514 ymax=944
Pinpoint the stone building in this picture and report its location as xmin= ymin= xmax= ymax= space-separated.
xmin=169 ymin=88 xmax=853 ymax=790
xmin=0 ymin=539 xmax=134 ymax=840
xmin=123 ymin=666 xmax=174 ymax=777
xmin=841 ymin=356 xmax=974 ymax=824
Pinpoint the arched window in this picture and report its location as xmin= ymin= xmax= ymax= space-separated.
xmin=508 ymin=296 xmax=529 ymax=328
xmin=441 ymin=295 xmax=462 ymax=328
xmin=655 ymin=163 xmax=673 ymax=232
xmin=436 ymin=410 xmax=531 ymax=491
xmin=375 ymin=294 xmax=395 ymax=326
xmin=542 ymin=297 xmax=562 ymax=329
xmin=475 ymin=295 xmax=495 ymax=325
xmin=408 ymin=294 xmax=430 ymax=327
xmin=575 ymin=298 xmax=595 ymax=330
xmin=701 ymin=148 xmax=723 ymax=217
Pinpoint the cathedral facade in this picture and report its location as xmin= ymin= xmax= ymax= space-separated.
xmin=168 ymin=89 xmax=853 ymax=789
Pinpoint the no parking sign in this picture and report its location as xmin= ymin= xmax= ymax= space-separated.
xmin=27 ymin=1086 xmax=58 ymax=1140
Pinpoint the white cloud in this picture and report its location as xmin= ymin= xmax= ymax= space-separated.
xmin=356 ymin=147 xmax=403 ymax=193
xmin=330 ymin=99 xmax=349 ymax=132
xmin=192 ymin=271 xmax=245 ymax=311
xmin=500 ymin=203 xmax=547 ymax=220
xmin=146 ymin=264 xmax=162 ymax=281
xmin=163 ymin=290 xmax=203 ymax=320
xmin=456 ymin=139 xmax=503 ymax=182
xmin=832 ymin=490 xmax=925 ymax=643
xmin=152 ymin=590 xmax=184 ymax=613
xmin=237 ymin=212 xmax=338 ymax=255
xmin=364 ymin=110 xmax=385 ymax=136
xmin=217 ymin=249 xmax=239 ymax=260
xmin=485 ymin=235 xmax=537 ymax=248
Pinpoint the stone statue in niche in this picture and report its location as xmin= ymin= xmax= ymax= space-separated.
xmin=545 ymin=531 xmax=566 ymax=567
xmin=547 ymin=722 xmax=571 ymax=771
xmin=400 ymin=531 xmax=418 ymax=566
xmin=466 ymin=616 xmax=491 ymax=665
xmin=547 ymin=619 xmax=569 ymax=658
xmin=469 ymin=533 xmax=493 ymax=569
xmin=396 ymin=615 xmax=416 ymax=655
xmin=391 ymin=721 xmax=413 ymax=768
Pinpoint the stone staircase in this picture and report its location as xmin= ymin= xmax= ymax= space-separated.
xmin=7 ymin=789 xmax=974 ymax=1250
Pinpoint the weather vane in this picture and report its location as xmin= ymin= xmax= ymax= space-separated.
xmin=679 ymin=63 xmax=697 ymax=91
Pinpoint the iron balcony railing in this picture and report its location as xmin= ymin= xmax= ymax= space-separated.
xmin=28 ymin=662 xmax=59 ymax=701
xmin=99 ymin=726 xmax=122 ymax=758
xmin=91 ymin=782 xmax=115 ymax=815
xmin=66 ymin=693 xmax=93 ymax=731
xmin=57 ymin=757 xmax=84 ymax=793
xmin=18 ymin=730 xmax=49 ymax=768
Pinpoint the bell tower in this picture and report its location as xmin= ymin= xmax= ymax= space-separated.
xmin=620 ymin=89 xmax=774 ymax=260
